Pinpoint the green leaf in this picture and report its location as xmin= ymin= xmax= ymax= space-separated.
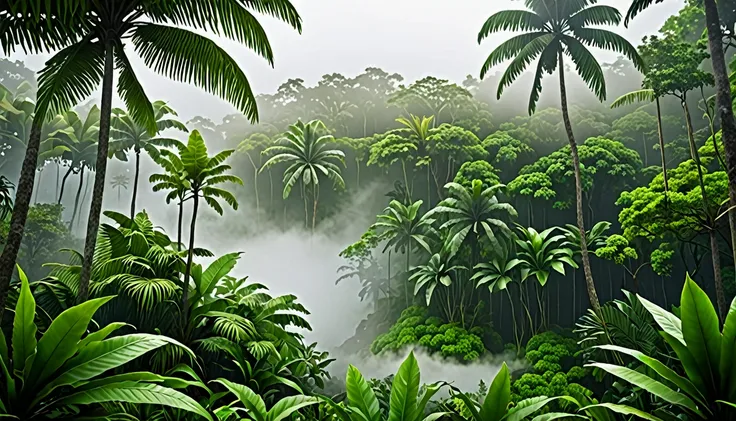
xmin=53 ymin=381 xmax=212 ymax=421
xmin=346 ymin=365 xmax=381 ymax=421
xmin=215 ymin=378 xmax=266 ymax=421
xmin=266 ymin=395 xmax=320 ymax=421
xmin=480 ymin=362 xmax=510 ymax=421
xmin=389 ymin=352 xmax=420 ymax=421
xmin=586 ymin=363 xmax=704 ymax=417
xmin=720 ymin=298 xmax=736 ymax=400
xmin=197 ymin=253 xmax=241 ymax=298
xmin=638 ymin=294 xmax=683 ymax=345
xmin=26 ymin=296 xmax=114 ymax=390
xmin=78 ymin=323 xmax=128 ymax=349
xmin=12 ymin=266 xmax=37 ymax=379
xmin=680 ymin=274 xmax=721 ymax=396
xmin=504 ymin=397 xmax=560 ymax=421
xmin=582 ymin=403 xmax=664 ymax=421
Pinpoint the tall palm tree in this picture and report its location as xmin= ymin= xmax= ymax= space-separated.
xmin=52 ymin=107 xmax=100 ymax=206
xmin=396 ymin=114 xmax=435 ymax=204
xmin=110 ymin=174 xmax=128 ymax=203
xmin=168 ymin=130 xmax=242 ymax=327
xmin=150 ymin=151 xmax=189 ymax=252
xmin=372 ymin=199 xmax=435 ymax=306
xmin=109 ymin=101 xmax=187 ymax=218
xmin=262 ymin=119 xmax=346 ymax=232
xmin=610 ymin=89 xmax=668 ymax=194
xmin=426 ymin=180 xmax=517 ymax=264
xmin=0 ymin=2 xmax=90 ymax=315
xmin=478 ymin=0 xmax=644 ymax=312
xmin=20 ymin=1 xmax=301 ymax=304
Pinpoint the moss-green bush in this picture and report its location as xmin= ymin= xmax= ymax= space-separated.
xmin=370 ymin=306 xmax=492 ymax=361
xmin=511 ymin=331 xmax=593 ymax=402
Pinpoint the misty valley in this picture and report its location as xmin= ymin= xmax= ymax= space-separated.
xmin=1 ymin=0 xmax=736 ymax=420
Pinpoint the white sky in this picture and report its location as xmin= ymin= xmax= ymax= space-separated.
xmin=10 ymin=0 xmax=683 ymax=121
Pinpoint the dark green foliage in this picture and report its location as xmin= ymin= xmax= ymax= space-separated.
xmin=370 ymin=306 xmax=488 ymax=361
xmin=453 ymin=161 xmax=500 ymax=189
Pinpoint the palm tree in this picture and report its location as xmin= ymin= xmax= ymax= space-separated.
xmin=110 ymin=174 xmax=128 ymax=203
xmin=372 ymin=199 xmax=435 ymax=306
xmin=478 ymin=0 xmax=644 ymax=312
xmin=0 ymin=3 xmax=90 ymax=316
xmin=169 ymin=130 xmax=242 ymax=327
xmin=52 ymin=107 xmax=99 ymax=207
xmin=262 ymin=119 xmax=346 ymax=232
xmin=109 ymin=101 xmax=187 ymax=218
xmin=23 ymin=1 xmax=301 ymax=304
xmin=426 ymin=180 xmax=517 ymax=264
xmin=396 ymin=114 xmax=435 ymax=204
xmin=610 ymin=89 xmax=668 ymax=195
xmin=150 ymin=151 xmax=189 ymax=252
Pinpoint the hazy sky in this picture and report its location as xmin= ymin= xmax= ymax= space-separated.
xmin=11 ymin=0 xmax=683 ymax=122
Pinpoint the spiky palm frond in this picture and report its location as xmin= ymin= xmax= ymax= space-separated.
xmin=372 ymin=199 xmax=435 ymax=255
xmin=410 ymin=247 xmax=467 ymax=305
xmin=478 ymin=0 xmax=644 ymax=114
xmin=261 ymin=119 xmax=346 ymax=199
xmin=609 ymin=88 xmax=655 ymax=109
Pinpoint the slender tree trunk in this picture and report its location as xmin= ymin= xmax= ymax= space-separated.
xmin=355 ymin=157 xmax=361 ymax=189
xmin=58 ymin=166 xmax=74 ymax=204
xmin=710 ymin=230 xmax=727 ymax=319
xmin=0 ymin=119 xmax=43 ymax=317
xmin=55 ymin=163 xmax=60 ymax=201
xmin=131 ymin=148 xmax=140 ymax=219
xmin=405 ymin=250 xmax=411 ymax=307
xmin=246 ymin=153 xmax=260 ymax=224
xmin=558 ymin=52 xmax=600 ymax=312
xmin=77 ymin=170 xmax=90 ymax=227
xmin=684 ymin=100 xmax=710 ymax=206
xmin=77 ymin=42 xmax=114 ymax=304
xmin=69 ymin=167 xmax=85 ymax=230
xmin=642 ymin=133 xmax=648 ymax=166
xmin=177 ymin=198 xmax=183 ymax=252
xmin=311 ymin=186 xmax=319 ymax=234
xmin=182 ymin=190 xmax=199 ymax=327
xmin=655 ymin=98 xmax=669 ymax=196
xmin=702 ymin=0 xmax=736 ymax=303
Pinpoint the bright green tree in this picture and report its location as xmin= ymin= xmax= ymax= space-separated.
xmin=477 ymin=0 xmax=644 ymax=312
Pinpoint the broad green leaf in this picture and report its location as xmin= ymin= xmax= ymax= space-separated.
xmin=12 ymin=266 xmax=37 ymax=378
xmin=266 ymin=395 xmax=320 ymax=421
xmin=661 ymin=331 xmax=707 ymax=395
xmin=412 ymin=382 xmax=447 ymax=421
xmin=480 ymin=362 xmax=510 ymax=421
xmin=389 ymin=352 xmax=420 ymax=421
xmin=587 ymin=363 xmax=704 ymax=417
xmin=532 ymin=414 xmax=586 ymax=421
xmin=53 ymin=381 xmax=212 ymax=420
xmin=36 ymin=334 xmax=188 ymax=402
xmin=680 ymin=274 xmax=721 ymax=396
xmin=595 ymin=345 xmax=707 ymax=407
xmin=721 ymin=298 xmax=736 ymax=401
xmin=215 ymin=378 xmax=267 ymax=421
xmin=26 ymin=296 xmax=114 ymax=390
xmin=346 ymin=365 xmax=381 ymax=421
xmin=198 ymin=253 xmax=240 ymax=298
xmin=78 ymin=323 xmax=128 ymax=349
xmin=504 ymin=397 xmax=560 ymax=421
xmin=638 ymin=294 xmax=683 ymax=345
xmin=582 ymin=403 xmax=664 ymax=421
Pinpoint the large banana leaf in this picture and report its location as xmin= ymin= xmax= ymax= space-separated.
xmin=346 ymin=365 xmax=382 ymax=421
xmin=12 ymin=267 xmax=37 ymax=377
xmin=265 ymin=395 xmax=320 ymax=421
xmin=480 ymin=362 xmax=510 ymax=421
xmin=389 ymin=351 xmax=420 ymax=421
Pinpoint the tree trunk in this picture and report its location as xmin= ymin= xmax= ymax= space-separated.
xmin=655 ymin=98 xmax=669 ymax=197
xmin=77 ymin=170 xmax=90 ymax=228
xmin=710 ymin=230 xmax=727 ymax=319
xmin=558 ymin=51 xmax=600 ymax=313
xmin=130 ymin=148 xmax=140 ymax=219
xmin=246 ymin=153 xmax=259 ymax=224
xmin=182 ymin=190 xmax=199 ymax=328
xmin=69 ymin=167 xmax=85 ymax=230
xmin=0 ymin=119 xmax=43 ymax=317
xmin=57 ymin=165 xmax=74 ymax=204
xmin=703 ymin=0 xmax=736 ymax=307
xmin=683 ymin=100 xmax=710 ymax=207
xmin=641 ymin=133 xmax=648 ymax=166
xmin=55 ymin=163 xmax=60 ymax=201
xmin=77 ymin=42 xmax=114 ymax=304
xmin=311 ymin=185 xmax=319 ymax=234
xmin=177 ymin=197 xmax=183 ymax=252
xmin=405 ymin=249 xmax=411 ymax=307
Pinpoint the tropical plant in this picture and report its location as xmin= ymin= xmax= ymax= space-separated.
xmin=156 ymin=130 xmax=242 ymax=329
xmin=588 ymin=274 xmax=736 ymax=420
xmin=396 ymin=114 xmax=435 ymax=204
xmin=52 ymin=107 xmax=99 ymax=206
xmin=110 ymin=174 xmax=129 ymax=203
xmin=327 ymin=351 xmax=448 ymax=421
xmin=212 ymin=378 xmax=320 ymax=421
xmin=373 ymin=199 xmax=435 ymax=306
xmin=8 ymin=0 xmax=302 ymax=309
xmin=262 ymin=119 xmax=346 ymax=232
xmin=426 ymin=179 xmax=516 ymax=262
xmin=109 ymin=101 xmax=187 ymax=218
xmin=0 ymin=266 xmax=212 ymax=420
xmin=149 ymin=148 xmax=189 ymax=251
xmin=478 ymin=0 xmax=645 ymax=312
xmin=410 ymin=245 xmax=467 ymax=309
